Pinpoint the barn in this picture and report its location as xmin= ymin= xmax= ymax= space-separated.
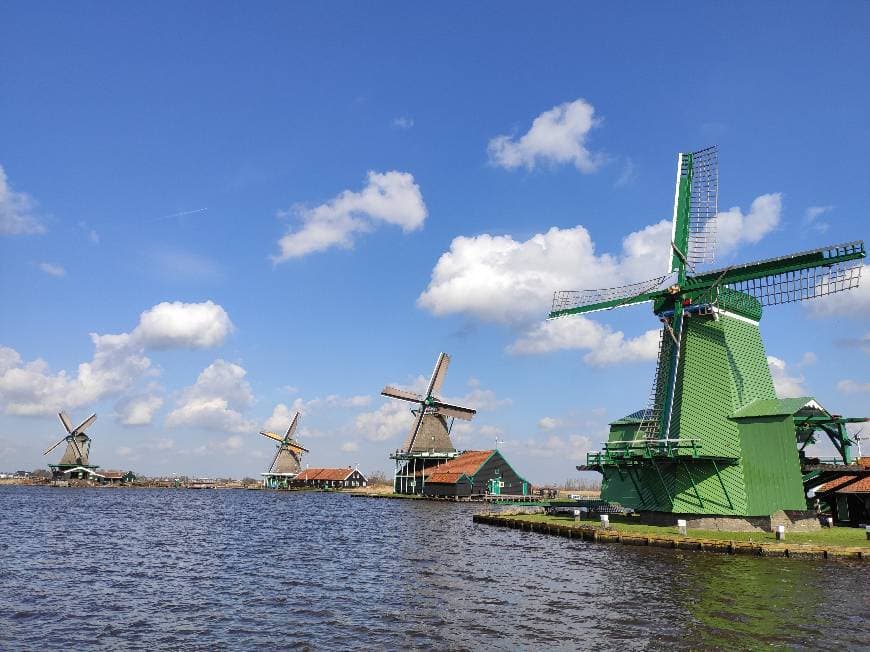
xmin=292 ymin=467 xmax=368 ymax=489
xmin=415 ymin=450 xmax=530 ymax=498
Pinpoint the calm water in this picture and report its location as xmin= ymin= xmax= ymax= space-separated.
xmin=0 ymin=486 xmax=867 ymax=650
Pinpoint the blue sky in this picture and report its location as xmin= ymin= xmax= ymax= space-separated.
xmin=1 ymin=2 xmax=869 ymax=482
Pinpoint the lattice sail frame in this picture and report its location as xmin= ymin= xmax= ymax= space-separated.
xmin=551 ymin=275 xmax=670 ymax=315
xmin=715 ymin=241 xmax=864 ymax=307
xmin=684 ymin=146 xmax=718 ymax=267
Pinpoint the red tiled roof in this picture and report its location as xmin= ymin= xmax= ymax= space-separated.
xmin=837 ymin=476 xmax=870 ymax=494
xmin=426 ymin=471 xmax=469 ymax=484
xmin=815 ymin=475 xmax=858 ymax=493
xmin=415 ymin=450 xmax=494 ymax=482
xmin=296 ymin=467 xmax=356 ymax=481
xmin=101 ymin=470 xmax=126 ymax=479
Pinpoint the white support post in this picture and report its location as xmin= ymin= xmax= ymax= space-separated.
xmin=825 ymin=516 xmax=833 ymax=528
xmin=677 ymin=518 xmax=687 ymax=536
xmin=776 ymin=525 xmax=785 ymax=541
xmin=866 ymin=525 xmax=870 ymax=541
xmin=600 ymin=514 xmax=609 ymax=529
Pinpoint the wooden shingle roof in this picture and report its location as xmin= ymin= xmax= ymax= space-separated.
xmin=296 ymin=467 xmax=358 ymax=481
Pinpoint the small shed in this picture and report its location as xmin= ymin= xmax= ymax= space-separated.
xmin=814 ymin=457 xmax=870 ymax=525
xmin=293 ymin=467 xmax=367 ymax=489
xmin=99 ymin=470 xmax=135 ymax=485
xmin=415 ymin=449 xmax=530 ymax=498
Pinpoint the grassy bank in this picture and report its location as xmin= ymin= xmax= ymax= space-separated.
xmin=508 ymin=513 xmax=870 ymax=547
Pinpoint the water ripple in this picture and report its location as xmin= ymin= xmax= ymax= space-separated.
xmin=0 ymin=486 xmax=868 ymax=650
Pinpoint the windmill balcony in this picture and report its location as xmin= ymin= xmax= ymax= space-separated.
xmin=587 ymin=438 xmax=724 ymax=467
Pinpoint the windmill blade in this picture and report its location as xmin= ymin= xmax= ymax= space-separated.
xmin=72 ymin=413 xmax=97 ymax=435
xmin=287 ymin=441 xmax=309 ymax=454
xmin=691 ymin=241 xmax=865 ymax=308
xmin=381 ymin=386 xmax=424 ymax=403
xmin=431 ymin=401 xmax=476 ymax=421
xmin=670 ymin=146 xmax=719 ymax=275
xmin=43 ymin=436 xmax=68 ymax=456
xmin=285 ymin=412 xmax=300 ymax=440
xmin=58 ymin=411 xmax=74 ymax=434
xmin=268 ymin=445 xmax=282 ymax=474
xmin=549 ymin=275 xmax=671 ymax=318
xmin=401 ymin=408 xmax=426 ymax=452
xmin=427 ymin=353 xmax=450 ymax=398
xmin=260 ymin=430 xmax=284 ymax=443
xmin=685 ymin=146 xmax=718 ymax=267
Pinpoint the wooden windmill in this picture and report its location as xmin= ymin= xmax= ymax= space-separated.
xmin=383 ymin=352 xmax=477 ymax=493
xmin=259 ymin=412 xmax=308 ymax=489
xmin=43 ymin=411 xmax=100 ymax=480
xmin=551 ymin=146 xmax=866 ymax=518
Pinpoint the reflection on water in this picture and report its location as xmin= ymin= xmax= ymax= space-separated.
xmin=0 ymin=487 xmax=867 ymax=650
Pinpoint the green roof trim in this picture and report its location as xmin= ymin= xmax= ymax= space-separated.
xmin=730 ymin=397 xmax=820 ymax=419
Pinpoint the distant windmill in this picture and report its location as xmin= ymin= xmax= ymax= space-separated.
xmin=552 ymin=146 xmax=865 ymax=517
xmin=382 ymin=352 xmax=477 ymax=454
xmin=259 ymin=412 xmax=308 ymax=488
xmin=43 ymin=411 xmax=99 ymax=479
xmin=383 ymin=352 xmax=478 ymax=494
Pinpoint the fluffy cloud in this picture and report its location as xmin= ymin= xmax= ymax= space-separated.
xmin=0 ymin=336 xmax=152 ymax=416
xmin=38 ymin=262 xmax=66 ymax=277
xmin=133 ymin=301 xmax=233 ymax=349
xmin=0 ymin=300 xmax=232 ymax=416
xmin=418 ymin=221 xmax=672 ymax=325
xmin=0 ymin=165 xmax=46 ymax=235
xmin=166 ymin=360 xmax=256 ymax=434
xmin=767 ymin=356 xmax=808 ymax=397
xmin=488 ymin=98 xmax=603 ymax=172
xmin=263 ymin=402 xmax=297 ymax=434
xmin=115 ymin=392 xmax=164 ymax=426
xmin=716 ymin=193 xmax=782 ymax=255
xmin=837 ymin=379 xmax=870 ymax=394
xmin=355 ymin=400 xmax=414 ymax=442
xmin=273 ymin=170 xmax=427 ymax=260
xmin=538 ymin=416 xmax=560 ymax=430
xmin=509 ymin=317 xmax=660 ymax=365
xmin=340 ymin=441 xmax=360 ymax=453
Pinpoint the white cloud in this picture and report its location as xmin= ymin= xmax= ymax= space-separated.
xmin=392 ymin=116 xmax=414 ymax=129
xmin=837 ymin=379 xmax=870 ymax=394
xmin=166 ymin=360 xmax=256 ymax=434
xmin=0 ymin=165 xmax=45 ymax=235
xmin=716 ymin=193 xmax=782 ymax=255
xmin=115 ymin=392 xmax=164 ymax=426
xmin=488 ymin=98 xmax=603 ymax=172
xmin=767 ymin=356 xmax=808 ymax=397
xmin=0 ymin=300 xmax=233 ymax=416
xmin=523 ymin=434 xmax=593 ymax=461
xmin=263 ymin=403 xmax=296 ymax=434
xmin=538 ymin=416 xmax=560 ymax=430
xmin=340 ymin=441 xmax=360 ymax=453
xmin=0 ymin=335 xmax=152 ymax=416
xmin=509 ymin=317 xmax=660 ymax=365
xmin=804 ymin=205 xmax=833 ymax=234
xmin=418 ymin=221 xmax=672 ymax=325
xmin=273 ymin=170 xmax=427 ymax=260
xmin=38 ymin=262 xmax=66 ymax=277
xmin=355 ymin=400 xmax=414 ymax=442
xmin=133 ymin=301 xmax=233 ymax=349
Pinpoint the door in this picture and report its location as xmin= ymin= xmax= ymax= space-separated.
xmin=489 ymin=478 xmax=501 ymax=495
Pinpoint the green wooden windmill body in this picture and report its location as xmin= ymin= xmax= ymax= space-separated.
xmin=551 ymin=147 xmax=865 ymax=517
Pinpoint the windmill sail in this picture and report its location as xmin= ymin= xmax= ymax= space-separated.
xmin=697 ymin=241 xmax=865 ymax=308
xmin=550 ymin=275 xmax=670 ymax=317
xmin=684 ymin=146 xmax=718 ymax=267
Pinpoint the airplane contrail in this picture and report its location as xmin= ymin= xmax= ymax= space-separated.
xmin=156 ymin=207 xmax=208 ymax=221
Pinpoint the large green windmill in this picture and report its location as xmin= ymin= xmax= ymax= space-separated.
xmin=550 ymin=146 xmax=865 ymax=517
